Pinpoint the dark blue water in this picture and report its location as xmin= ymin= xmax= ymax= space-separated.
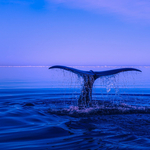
xmin=0 ymin=66 xmax=150 ymax=149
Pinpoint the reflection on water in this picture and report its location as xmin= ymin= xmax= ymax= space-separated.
xmin=0 ymin=66 xmax=150 ymax=149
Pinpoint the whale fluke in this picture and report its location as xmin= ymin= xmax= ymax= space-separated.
xmin=49 ymin=65 xmax=141 ymax=108
xmin=93 ymin=68 xmax=141 ymax=80
xmin=49 ymin=65 xmax=95 ymax=76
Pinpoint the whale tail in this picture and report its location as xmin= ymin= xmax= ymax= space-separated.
xmin=49 ymin=65 xmax=141 ymax=107
xmin=49 ymin=65 xmax=141 ymax=79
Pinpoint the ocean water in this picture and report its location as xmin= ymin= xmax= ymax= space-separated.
xmin=0 ymin=66 xmax=150 ymax=150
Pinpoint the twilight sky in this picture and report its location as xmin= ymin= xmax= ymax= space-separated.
xmin=0 ymin=0 xmax=150 ymax=66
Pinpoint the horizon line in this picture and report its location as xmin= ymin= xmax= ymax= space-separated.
xmin=0 ymin=65 xmax=150 ymax=68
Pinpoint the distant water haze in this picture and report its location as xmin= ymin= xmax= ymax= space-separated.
xmin=0 ymin=65 xmax=149 ymax=89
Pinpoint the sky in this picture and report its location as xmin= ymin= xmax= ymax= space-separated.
xmin=0 ymin=0 xmax=150 ymax=66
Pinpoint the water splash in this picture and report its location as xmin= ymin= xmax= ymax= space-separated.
xmin=48 ymin=101 xmax=150 ymax=117
xmin=48 ymin=67 xmax=144 ymax=116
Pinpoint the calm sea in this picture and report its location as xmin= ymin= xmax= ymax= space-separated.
xmin=0 ymin=66 xmax=150 ymax=149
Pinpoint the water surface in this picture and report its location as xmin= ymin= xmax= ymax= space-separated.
xmin=0 ymin=66 xmax=150 ymax=149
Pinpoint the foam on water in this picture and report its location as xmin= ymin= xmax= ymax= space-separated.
xmin=48 ymin=100 xmax=150 ymax=117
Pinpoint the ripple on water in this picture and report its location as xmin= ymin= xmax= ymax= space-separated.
xmin=1 ymin=88 xmax=150 ymax=149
